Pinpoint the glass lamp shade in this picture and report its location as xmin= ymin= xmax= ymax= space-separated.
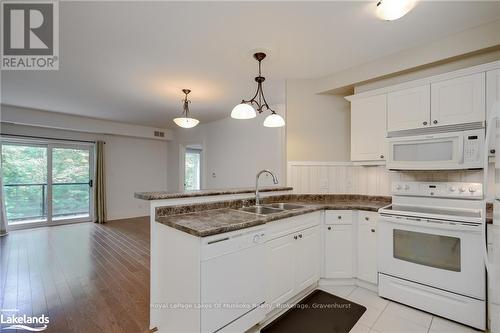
xmin=376 ymin=0 xmax=416 ymax=21
xmin=231 ymin=103 xmax=257 ymax=119
xmin=173 ymin=117 xmax=200 ymax=128
xmin=263 ymin=113 xmax=285 ymax=128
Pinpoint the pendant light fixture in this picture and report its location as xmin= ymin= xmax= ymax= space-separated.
xmin=375 ymin=0 xmax=416 ymax=21
xmin=173 ymin=89 xmax=199 ymax=129
xmin=231 ymin=52 xmax=285 ymax=127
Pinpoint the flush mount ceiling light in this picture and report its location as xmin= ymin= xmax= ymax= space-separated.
xmin=173 ymin=89 xmax=200 ymax=129
xmin=231 ymin=52 xmax=285 ymax=127
xmin=376 ymin=0 xmax=416 ymax=21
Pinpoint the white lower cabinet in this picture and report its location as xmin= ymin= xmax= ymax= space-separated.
xmin=357 ymin=211 xmax=378 ymax=284
xmin=267 ymin=225 xmax=320 ymax=308
xmin=324 ymin=224 xmax=354 ymax=279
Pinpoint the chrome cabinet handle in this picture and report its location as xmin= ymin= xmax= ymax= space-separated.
xmin=337 ymin=216 xmax=342 ymax=219
xmin=371 ymin=229 xmax=376 ymax=233
xmin=380 ymin=154 xmax=384 ymax=159
xmin=327 ymin=226 xmax=332 ymax=230
xmin=423 ymin=121 xmax=428 ymax=125
xmin=294 ymin=235 xmax=298 ymax=240
xmin=365 ymin=216 xmax=369 ymax=221
xmin=433 ymin=120 xmax=438 ymax=124
xmin=299 ymin=234 xmax=302 ymax=239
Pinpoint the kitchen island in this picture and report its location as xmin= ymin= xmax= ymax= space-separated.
xmin=136 ymin=188 xmax=390 ymax=333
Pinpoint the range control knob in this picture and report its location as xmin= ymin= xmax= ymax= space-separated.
xmin=469 ymin=187 xmax=477 ymax=193
xmin=253 ymin=235 xmax=261 ymax=243
xmin=404 ymin=185 xmax=410 ymax=190
xmin=395 ymin=184 xmax=402 ymax=190
xmin=459 ymin=187 xmax=466 ymax=193
xmin=449 ymin=186 xmax=456 ymax=192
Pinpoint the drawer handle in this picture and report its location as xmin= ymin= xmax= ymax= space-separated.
xmin=380 ymin=154 xmax=384 ymax=159
xmin=371 ymin=228 xmax=376 ymax=233
xmin=327 ymin=226 xmax=332 ymax=231
xmin=337 ymin=216 xmax=342 ymax=219
xmin=491 ymin=149 xmax=496 ymax=154
xmin=207 ymin=237 xmax=229 ymax=244
xmin=365 ymin=217 xmax=369 ymax=221
xmin=299 ymin=234 xmax=303 ymax=239
xmin=423 ymin=121 xmax=428 ymax=125
xmin=294 ymin=235 xmax=298 ymax=240
xmin=433 ymin=120 xmax=438 ymax=124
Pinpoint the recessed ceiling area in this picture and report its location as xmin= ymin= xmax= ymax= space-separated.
xmin=2 ymin=1 xmax=499 ymax=128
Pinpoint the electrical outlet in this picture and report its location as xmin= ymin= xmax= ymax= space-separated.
xmin=319 ymin=179 xmax=328 ymax=189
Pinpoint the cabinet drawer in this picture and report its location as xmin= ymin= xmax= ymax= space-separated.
xmin=266 ymin=211 xmax=321 ymax=241
xmin=325 ymin=210 xmax=353 ymax=225
xmin=358 ymin=211 xmax=378 ymax=225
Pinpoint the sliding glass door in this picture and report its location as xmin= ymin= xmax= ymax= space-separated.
xmin=2 ymin=141 xmax=94 ymax=228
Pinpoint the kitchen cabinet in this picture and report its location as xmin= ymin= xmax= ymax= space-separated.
xmin=431 ymin=72 xmax=485 ymax=127
xmin=266 ymin=232 xmax=296 ymax=306
xmin=267 ymin=225 xmax=320 ymax=308
xmin=487 ymin=69 xmax=500 ymax=156
xmin=357 ymin=211 xmax=378 ymax=285
xmin=324 ymin=224 xmax=354 ymax=278
xmin=350 ymin=94 xmax=387 ymax=162
xmin=387 ymin=85 xmax=430 ymax=132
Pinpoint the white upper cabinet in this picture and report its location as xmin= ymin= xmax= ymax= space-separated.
xmin=431 ymin=72 xmax=486 ymax=127
xmin=387 ymin=85 xmax=430 ymax=132
xmin=487 ymin=69 xmax=500 ymax=156
xmin=351 ymin=94 xmax=387 ymax=161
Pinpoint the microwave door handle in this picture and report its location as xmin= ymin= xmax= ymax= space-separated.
xmin=458 ymin=134 xmax=465 ymax=164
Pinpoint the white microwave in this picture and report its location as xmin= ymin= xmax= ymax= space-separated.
xmin=386 ymin=129 xmax=484 ymax=170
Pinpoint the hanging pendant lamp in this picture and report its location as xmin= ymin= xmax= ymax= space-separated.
xmin=173 ymin=89 xmax=199 ymax=129
xmin=231 ymin=52 xmax=285 ymax=127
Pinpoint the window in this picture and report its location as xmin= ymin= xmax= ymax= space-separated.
xmin=184 ymin=148 xmax=201 ymax=190
xmin=1 ymin=141 xmax=94 ymax=227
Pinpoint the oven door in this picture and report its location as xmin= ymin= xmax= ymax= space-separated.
xmin=387 ymin=132 xmax=463 ymax=170
xmin=378 ymin=214 xmax=485 ymax=300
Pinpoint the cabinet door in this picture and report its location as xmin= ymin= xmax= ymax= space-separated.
xmin=294 ymin=226 xmax=321 ymax=291
xmin=266 ymin=234 xmax=296 ymax=307
xmin=387 ymin=85 xmax=430 ymax=132
xmin=357 ymin=212 xmax=378 ymax=284
xmin=324 ymin=224 xmax=353 ymax=278
xmin=351 ymin=94 xmax=387 ymax=161
xmin=487 ymin=69 xmax=500 ymax=157
xmin=431 ymin=72 xmax=486 ymax=127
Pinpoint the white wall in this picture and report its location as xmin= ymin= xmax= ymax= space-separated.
xmin=286 ymin=79 xmax=351 ymax=161
xmin=1 ymin=104 xmax=173 ymax=140
xmin=168 ymin=105 xmax=286 ymax=190
xmin=1 ymin=122 xmax=168 ymax=221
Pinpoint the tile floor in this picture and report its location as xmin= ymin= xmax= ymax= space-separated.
xmin=318 ymin=285 xmax=482 ymax=333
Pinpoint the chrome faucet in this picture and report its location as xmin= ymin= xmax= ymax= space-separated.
xmin=255 ymin=170 xmax=279 ymax=206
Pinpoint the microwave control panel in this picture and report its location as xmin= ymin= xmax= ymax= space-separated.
xmin=392 ymin=181 xmax=483 ymax=199
xmin=463 ymin=134 xmax=482 ymax=163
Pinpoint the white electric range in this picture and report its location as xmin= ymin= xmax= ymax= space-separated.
xmin=378 ymin=181 xmax=486 ymax=330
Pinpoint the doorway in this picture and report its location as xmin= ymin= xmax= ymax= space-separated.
xmin=1 ymin=140 xmax=94 ymax=229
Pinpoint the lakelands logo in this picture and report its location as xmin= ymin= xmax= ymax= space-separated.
xmin=1 ymin=1 xmax=59 ymax=70
xmin=1 ymin=313 xmax=49 ymax=331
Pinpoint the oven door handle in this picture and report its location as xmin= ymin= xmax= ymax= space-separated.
xmin=379 ymin=214 xmax=482 ymax=232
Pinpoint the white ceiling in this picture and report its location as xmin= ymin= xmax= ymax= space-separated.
xmin=2 ymin=1 xmax=500 ymax=128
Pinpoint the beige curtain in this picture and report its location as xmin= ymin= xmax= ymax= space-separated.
xmin=94 ymin=141 xmax=107 ymax=224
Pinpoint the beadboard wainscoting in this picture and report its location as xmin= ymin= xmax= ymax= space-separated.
xmin=287 ymin=162 xmax=490 ymax=198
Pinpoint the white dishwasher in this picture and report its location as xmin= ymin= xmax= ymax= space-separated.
xmin=201 ymin=227 xmax=267 ymax=333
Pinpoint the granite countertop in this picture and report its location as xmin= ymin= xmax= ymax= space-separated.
xmin=134 ymin=186 xmax=293 ymax=200
xmin=155 ymin=195 xmax=391 ymax=237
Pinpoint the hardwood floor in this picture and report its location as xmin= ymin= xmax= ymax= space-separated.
xmin=0 ymin=217 xmax=151 ymax=333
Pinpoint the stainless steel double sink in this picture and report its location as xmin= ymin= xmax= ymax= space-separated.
xmin=239 ymin=203 xmax=305 ymax=215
